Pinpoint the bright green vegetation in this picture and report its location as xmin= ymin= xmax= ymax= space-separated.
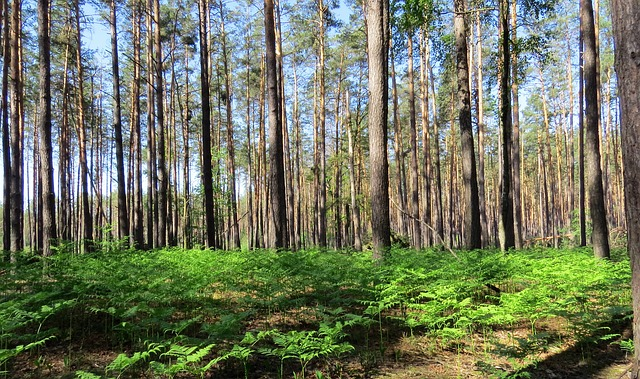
xmin=0 ymin=247 xmax=632 ymax=378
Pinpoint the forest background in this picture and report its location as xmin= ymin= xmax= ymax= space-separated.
xmin=2 ymin=0 xmax=640 ymax=376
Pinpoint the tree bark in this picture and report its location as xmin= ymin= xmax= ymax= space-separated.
xmin=407 ymin=35 xmax=421 ymax=249
xmin=154 ymin=0 xmax=167 ymax=247
xmin=218 ymin=0 xmax=240 ymax=249
xmin=346 ymin=90 xmax=362 ymax=251
xmin=609 ymin=0 xmax=640 ymax=372
xmin=110 ymin=0 xmax=129 ymax=243
xmin=75 ymin=0 xmax=93 ymax=252
xmin=581 ymin=0 xmax=610 ymax=259
xmin=37 ymin=0 xmax=56 ymax=256
xmin=498 ymin=0 xmax=515 ymax=251
xmin=510 ymin=1 xmax=523 ymax=248
xmin=265 ymin=0 xmax=287 ymax=248
xmin=9 ymin=0 xmax=23 ymax=254
xmin=198 ymin=0 xmax=216 ymax=249
xmin=475 ymin=12 xmax=488 ymax=247
xmin=365 ymin=0 xmax=390 ymax=259
xmin=419 ymin=30 xmax=431 ymax=247
xmin=2 ymin=0 xmax=11 ymax=255
xmin=454 ymin=0 xmax=481 ymax=249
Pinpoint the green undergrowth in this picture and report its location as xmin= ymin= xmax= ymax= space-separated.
xmin=0 ymin=246 xmax=631 ymax=378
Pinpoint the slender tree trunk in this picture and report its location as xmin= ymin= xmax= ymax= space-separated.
xmin=455 ymin=0 xmax=481 ymax=249
xmin=37 ymin=0 xmax=56 ymax=255
xmin=218 ymin=0 xmax=240 ymax=249
xmin=474 ymin=12 xmax=489 ymax=246
xmin=578 ymin=29 xmax=587 ymax=246
xmin=581 ymin=0 xmax=609 ymax=258
xmin=419 ymin=30 xmax=431 ymax=247
xmin=346 ymin=90 xmax=362 ymax=251
xmin=181 ymin=46 xmax=192 ymax=249
xmin=365 ymin=0 xmax=390 ymax=259
xmin=265 ymin=0 xmax=287 ymax=248
xmin=9 ymin=0 xmax=23 ymax=254
xmin=316 ymin=0 xmax=327 ymax=247
xmin=498 ymin=0 xmax=515 ymax=251
xmin=130 ymin=0 xmax=144 ymax=248
xmin=428 ymin=55 xmax=444 ymax=242
xmin=74 ymin=0 xmax=92 ymax=252
xmin=110 ymin=0 xmax=128 ymax=243
xmin=407 ymin=35 xmax=421 ymax=249
xmin=510 ymin=1 xmax=523 ymax=248
xmin=245 ymin=34 xmax=254 ymax=249
xmin=146 ymin=0 xmax=157 ymax=248
xmin=198 ymin=0 xmax=216 ymax=249
xmin=390 ymin=51 xmax=407 ymax=236
xmin=154 ymin=0 xmax=167 ymax=247
xmin=2 ymin=0 xmax=11 ymax=255
xmin=292 ymin=59 xmax=302 ymax=249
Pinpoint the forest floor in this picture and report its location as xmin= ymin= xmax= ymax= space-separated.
xmin=6 ymin=312 xmax=633 ymax=378
xmin=1 ymin=247 xmax=633 ymax=378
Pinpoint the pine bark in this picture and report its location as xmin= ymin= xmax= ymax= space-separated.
xmin=37 ymin=0 xmax=56 ymax=256
xmin=498 ymin=0 xmax=515 ymax=251
xmin=609 ymin=0 xmax=640 ymax=372
xmin=9 ymin=0 xmax=23 ymax=254
xmin=581 ymin=0 xmax=610 ymax=259
xmin=365 ymin=0 xmax=391 ymax=259
xmin=111 ymin=0 xmax=129 ymax=243
xmin=407 ymin=35 xmax=421 ymax=249
xmin=75 ymin=0 xmax=93 ymax=252
xmin=510 ymin=2 xmax=523 ymax=248
xmin=454 ymin=0 xmax=481 ymax=250
xmin=2 ymin=0 xmax=11 ymax=255
xmin=198 ymin=0 xmax=216 ymax=249
xmin=265 ymin=0 xmax=287 ymax=248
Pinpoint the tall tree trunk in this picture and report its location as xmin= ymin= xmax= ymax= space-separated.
xmin=37 ymin=0 xmax=56 ymax=256
xmin=581 ymin=0 xmax=609 ymax=258
xmin=74 ymin=0 xmax=93 ymax=252
xmin=9 ymin=0 xmax=23 ymax=254
xmin=365 ymin=0 xmax=390 ymax=259
xmin=474 ymin=12 xmax=489 ymax=246
xmin=454 ymin=0 xmax=481 ymax=249
xmin=610 ymin=0 xmax=640 ymax=370
xmin=565 ymin=32 xmax=576 ymax=234
xmin=130 ymin=0 xmax=144 ymax=247
xmin=265 ymin=0 xmax=287 ymax=248
xmin=390 ymin=51 xmax=406 ymax=236
xmin=578 ymin=28 xmax=587 ymax=246
xmin=346 ymin=90 xmax=362 ymax=251
xmin=407 ymin=35 xmax=421 ymax=249
xmin=154 ymin=0 xmax=167 ymax=247
xmin=498 ymin=0 xmax=515 ymax=251
xmin=218 ymin=0 xmax=240 ymax=249
xmin=316 ymin=0 xmax=327 ymax=247
xmin=198 ymin=0 xmax=216 ymax=249
xmin=111 ymin=0 xmax=128 ymax=243
xmin=2 ymin=0 xmax=11 ymax=255
xmin=245 ymin=33 xmax=254 ymax=249
xmin=419 ymin=30 xmax=431 ymax=247
xmin=180 ymin=45 xmax=192 ymax=249
xmin=510 ymin=1 xmax=523 ymax=248
xmin=292 ymin=59 xmax=302 ymax=249
xmin=428 ymin=54 xmax=444 ymax=242
xmin=146 ymin=0 xmax=157 ymax=248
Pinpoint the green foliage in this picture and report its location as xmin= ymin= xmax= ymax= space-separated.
xmin=0 ymin=246 xmax=632 ymax=378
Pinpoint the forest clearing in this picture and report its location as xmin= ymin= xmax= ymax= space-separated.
xmin=0 ymin=246 xmax=634 ymax=378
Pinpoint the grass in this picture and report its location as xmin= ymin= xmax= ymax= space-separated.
xmin=0 ymin=246 xmax=632 ymax=378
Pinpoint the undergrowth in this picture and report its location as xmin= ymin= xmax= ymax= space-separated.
xmin=0 ymin=246 xmax=631 ymax=378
